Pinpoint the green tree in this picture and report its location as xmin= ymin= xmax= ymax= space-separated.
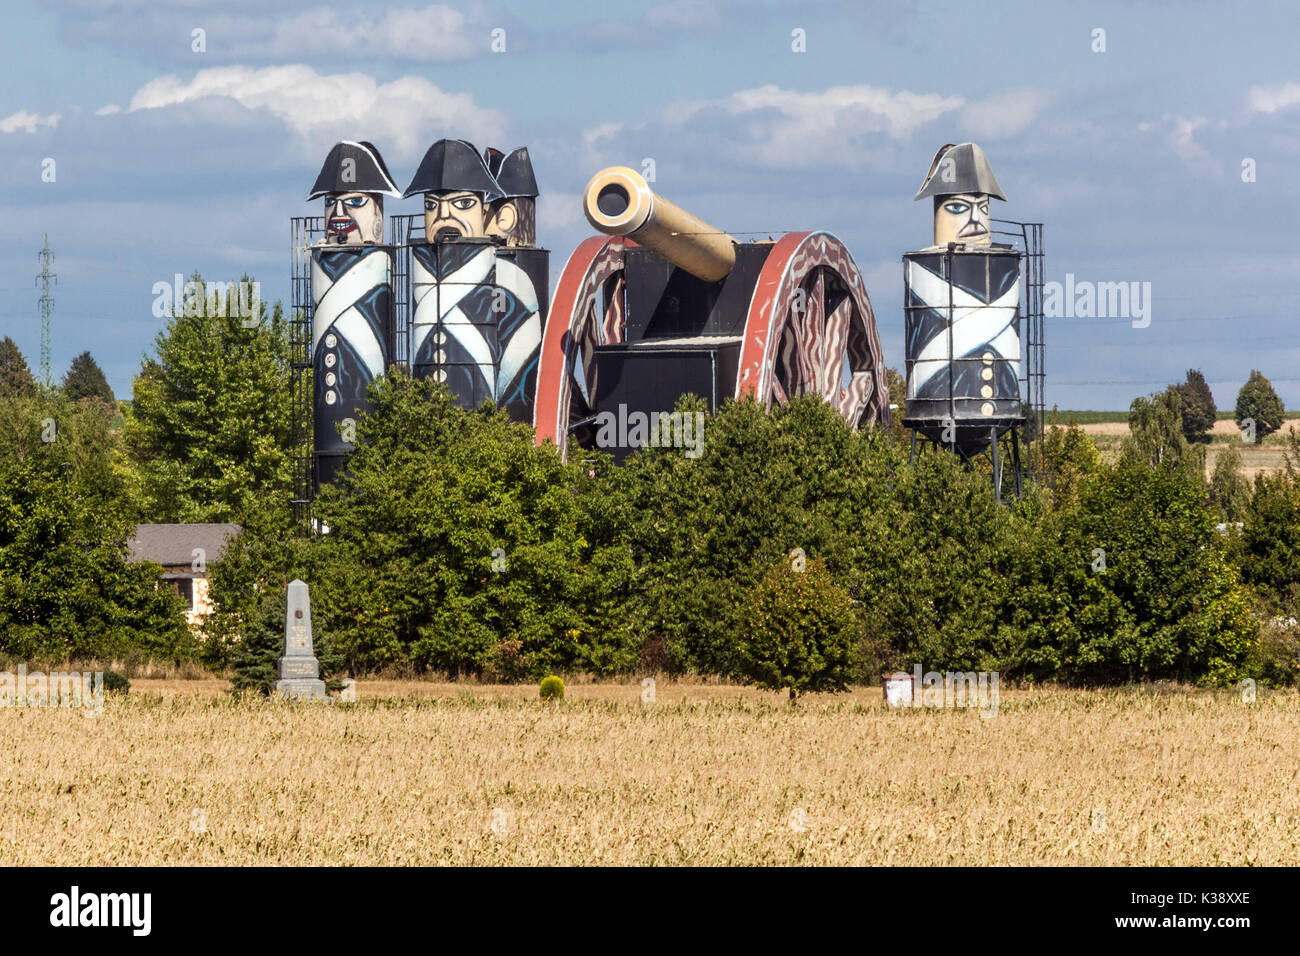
xmin=1002 ymin=457 xmax=1256 ymax=685
xmin=0 ymin=451 xmax=192 ymax=662
xmin=885 ymin=366 xmax=907 ymax=443
xmin=0 ymin=336 xmax=36 ymax=399
xmin=1237 ymin=431 xmax=1300 ymax=594
xmin=125 ymin=273 xmax=294 ymax=525
xmin=0 ymin=388 xmax=133 ymax=512
xmin=1123 ymin=387 xmax=1205 ymax=479
xmin=1175 ymin=368 xmax=1216 ymax=443
xmin=222 ymin=371 xmax=638 ymax=680
xmin=736 ymin=557 xmax=859 ymax=701
xmin=1209 ymin=446 xmax=1251 ymax=522
xmin=1235 ymin=370 xmax=1285 ymax=439
xmin=620 ymin=394 xmax=899 ymax=678
xmin=1040 ymin=419 xmax=1103 ymax=505
xmin=227 ymin=591 xmax=288 ymax=696
xmin=63 ymin=351 xmax=115 ymax=404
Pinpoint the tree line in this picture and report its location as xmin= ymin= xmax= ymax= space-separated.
xmin=0 ymin=276 xmax=1296 ymax=694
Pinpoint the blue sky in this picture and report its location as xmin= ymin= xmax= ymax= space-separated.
xmin=3 ymin=0 xmax=1298 ymax=409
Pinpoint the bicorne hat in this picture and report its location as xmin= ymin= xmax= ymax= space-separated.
xmin=403 ymin=139 xmax=504 ymax=201
xmin=914 ymin=142 xmax=1007 ymax=202
xmin=308 ymin=141 xmax=402 ymax=200
xmin=484 ymin=146 xmax=538 ymax=199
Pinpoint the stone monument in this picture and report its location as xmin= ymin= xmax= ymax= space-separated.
xmin=276 ymin=579 xmax=327 ymax=701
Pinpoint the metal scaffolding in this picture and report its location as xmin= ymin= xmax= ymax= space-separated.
xmin=289 ymin=217 xmax=322 ymax=526
xmin=992 ymin=219 xmax=1046 ymax=483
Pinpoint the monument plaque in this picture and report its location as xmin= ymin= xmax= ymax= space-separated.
xmin=275 ymin=579 xmax=327 ymax=701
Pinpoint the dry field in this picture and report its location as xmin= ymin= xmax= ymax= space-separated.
xmin=1079 ymin=417 xmax=1299 ymax=482
xmin=2 ymin=679 xmax=1297 ymax=866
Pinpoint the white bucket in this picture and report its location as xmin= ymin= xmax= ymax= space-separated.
xmin=883 ymin=672 xmax=914 ymax=708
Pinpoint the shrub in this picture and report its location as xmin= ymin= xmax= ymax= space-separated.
xmin=228 ymin=595 xmax=285 ymax=697
xmin=1003 ymin=456 xmax=1257 ymax=685
xmin=1238 ymin=454 xmax=1300 ymax=594
xmin=101 ymin=670 xmax=130 ymax=694
xmin=735 ymin=557 xmax=859 ymax=701
xmin=539 ymin=675 xmax=565 ymax=700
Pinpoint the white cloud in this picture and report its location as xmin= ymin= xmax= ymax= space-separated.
xmin=960 ymin=88 xmax=1055 ymax=139
xmin=1137 ymin=114 xmax=1218 ymax=178
xmin=0 ymin=110 xmax=62 ymax=133
xmin=125 ymin=65 xmax=507 ymax=161
xmin=1248 ymin=81 xmax=1300 ymax=113
xmin=60 ymin=2 xmax=490 ymax=63
xmin=95 ymin=104 xmax=122 ymax=116
xmin=266 ymin=5 xmax=480 ymax=62
xmin=658 ymin=84 xmax=965 ymax=167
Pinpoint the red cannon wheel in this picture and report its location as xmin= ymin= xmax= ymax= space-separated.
xmin=736 ymin=231 xmax=890 ymax=427
xmin=533 ymin=236 xmax=630 ymax=455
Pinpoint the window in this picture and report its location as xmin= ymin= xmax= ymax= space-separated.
xmin=164 ymin=577 xmax=195 ymax=610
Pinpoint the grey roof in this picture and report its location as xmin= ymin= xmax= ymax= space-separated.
xmin=127 ymin=523 xmax=242 ymax=568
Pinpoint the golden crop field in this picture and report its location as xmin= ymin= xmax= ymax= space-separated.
xmin=2 ymin=679 xmax=1297 ymax=866
xmin=1079 ymin=417 xmax=1299 ymax=482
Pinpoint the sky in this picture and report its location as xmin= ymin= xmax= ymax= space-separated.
xmin=2 ymin=0 xmax=1298 ymax=410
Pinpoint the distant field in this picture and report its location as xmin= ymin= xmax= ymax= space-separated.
xmin=1073 ymin=416 xmax=1298 ymax=482
xmin=2 ymin=679 xmax=1296 ymax=865
xmin=1051 ymin=410 xmax=1299 ymax=425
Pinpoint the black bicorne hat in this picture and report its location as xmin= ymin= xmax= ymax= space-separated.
xmin=484 ymin=146 xmax=538 ymax=199
xmin=914 ymin=142 xmax=1007 ymax=202
xmin=403 ymin=139 xmax=504 ymax=201
xmin=308 ymin=141 xmax=402 ymax=200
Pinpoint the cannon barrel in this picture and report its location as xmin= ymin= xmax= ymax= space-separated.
xmin=582 ymin=166 xmax=736 ymax=282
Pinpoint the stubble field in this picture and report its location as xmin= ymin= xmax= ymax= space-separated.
xmin=2 ymin=680 xmax=1297 ymax=866
xmin=1078 ymin=417 xmax=1299 ymax=482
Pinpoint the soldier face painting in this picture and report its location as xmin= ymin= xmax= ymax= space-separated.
xmin=484 ymin=199 xmax=519 ymax=243
xmin=424 ymin=190 xmax=488 ymax=241
xmin=934 ymin=192 xmax=991 ymax=245
xmin=323 ymin=192 xmax=383 ymax=245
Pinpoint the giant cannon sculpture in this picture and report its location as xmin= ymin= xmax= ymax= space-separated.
xmin=533 ymin=166 xmax=890 ymax=457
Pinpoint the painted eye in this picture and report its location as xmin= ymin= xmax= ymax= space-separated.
xmin=979 ymin=202 xmax=989 ymax=215
xmin=944 ymin=202 xmax=969 ymax=215
xmin=344 ymin=196 xmax=367 ymax=207
xmin=452 ymin=197 xmax=477 ymax=210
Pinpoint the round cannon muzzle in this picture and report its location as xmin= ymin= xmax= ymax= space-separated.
xmin=582 ymin=166 xmax=736 ymax=282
